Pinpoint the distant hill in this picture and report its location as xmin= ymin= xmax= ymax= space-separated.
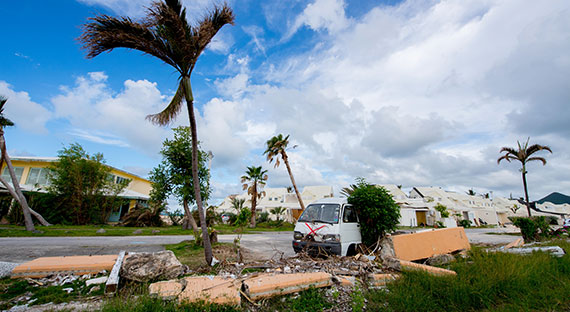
xmin=537 ymin=192 xmax=570 ymax=205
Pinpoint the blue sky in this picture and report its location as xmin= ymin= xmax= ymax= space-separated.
xmin=2 ymin=0 xmax=570 ymax=207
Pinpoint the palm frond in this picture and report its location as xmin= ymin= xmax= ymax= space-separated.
xmin=0 ymin=96 xmax=14 ymax=127
xmin=526 ymin=144 xmax=552 ymax=156
xmin=146 ymin=80 xmax=185 ymax=125
xmin=497 ymin=154 xmax=515 ymax=164
xmin=527 ymin=157 xmax=547 ymax=165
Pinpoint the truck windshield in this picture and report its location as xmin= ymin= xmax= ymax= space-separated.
xmin=298 ymin=204 xmax=340 ymax=224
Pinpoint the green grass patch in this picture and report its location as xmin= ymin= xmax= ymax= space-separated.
xmin=366 ymin=239 xmax=570 ymax=312
xmin=0 ymin=223 xmax=294 ymax=237
xmin=165 ymin=240 xmax=238 ymax=271
xmin=258 ymin=287 xmax=331 ymax=312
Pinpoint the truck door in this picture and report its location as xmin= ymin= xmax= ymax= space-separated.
xmin=340 ymin=204 xmax=361 ymax=255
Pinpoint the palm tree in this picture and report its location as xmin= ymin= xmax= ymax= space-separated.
xmin=498 ymin=138 xmax=552 ymax=217
xmin=264 ymin=134 xmax=305 ymax=215
xmin=231 ymin=197 xmax=245 ymax=214
xmin=269 ymin=206 xmax=286 ymax=222
xmin=80 ymin=0 xmax=234 ymax=265
xmin=241 ymin=166 xmax=268 ymax=227
xmin=0 ymin=97 xmax=51 ymax=231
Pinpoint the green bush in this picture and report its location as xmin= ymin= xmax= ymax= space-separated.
xmin=434 ymin=203 xmax=450 ymax=218
xmin=458 ymin=219 xmax=471 ymax=228
xmin=347 ymin=181 xmax=400 ymax=246
xmin=512 ymin=216 xmax=551 ymax=242
xmin=257 ymin=211 xmax=269 ymax=223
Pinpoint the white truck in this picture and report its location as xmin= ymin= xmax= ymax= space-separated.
xmin=292 ymin=197 xmax=362 ymax=256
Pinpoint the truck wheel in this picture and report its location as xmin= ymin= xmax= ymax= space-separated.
xmin=346 ymin=244 xmax=357 ymax=256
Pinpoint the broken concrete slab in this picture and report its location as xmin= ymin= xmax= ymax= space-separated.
xmin=368 ymin=273 xmax=400 ymax=287
xmin=86 ymin=276 xmax=108 ymax=286
xmin=105 ymin=250 xmax=125 ymax=294
xmin=179 ymin=276 xmax=240 ymax=305
xmin=399 ymin=259 xmax=457 ymax=276
xmin=335 ymin=275 xmax=357 ymax=287
xmin=149 ymin=280 xmax=184 ymax=300
xmin=501 ymin=238 xmax=524 ymax=250
xmin=121 ymin=251 xmax=187 ymax=282
xmin=504 ymin=246 xmax=565 ymax=257
xmin=391 ymin=227 xmax=471 ymax=261
xmin=243 ymin=272 xmax=333 ymax=300
xmin=11 ymin=255 xmax=117 ymax=279
xmin=425 ymin=253 xmax=455 ymax=266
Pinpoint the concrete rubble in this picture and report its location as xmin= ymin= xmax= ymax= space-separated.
xmin=120 ymin=250 xmax=188 ymax=282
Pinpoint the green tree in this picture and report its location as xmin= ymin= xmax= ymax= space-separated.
xmin=348 ymin=180 xmax=401 ymax=246
xmin=434 ymin=203 xmax=450 ymax=218
xmin=80 ymin=0 xmax=233 ymax=265
xmin=498 ymin=138 xmax=552 ymax=217
xmin=264 ymin=134 xmax=305 ymax=214
xmin=149 ymin=127 xmax=211 ymax=239
xmin=47 ymin=143 xmax=128 ymax=225
xmin=241 ymin=166 xmax=268 ymax=227
xmin=0 ymin=96 xmax=49 ymax=230
xmin=231 ymin=197 xmax=245 ymax=214
xmin=269 ymin=206 xmax=286 ymax=222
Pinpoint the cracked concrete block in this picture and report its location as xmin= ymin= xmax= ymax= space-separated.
xmin=391 ymin=227 xmax=471 ymax=261
xmin=243 ymin=272 xmax=332 ymax=300
xmin=11 ymin=255 xmax=117 ymax=278
xmin=149 ymin=280 xmax=184 ymax=300
xmin=399 ymin=260 xmax=457 ymax=276
xmin=179 ymin=276 xmax=240 ymax=305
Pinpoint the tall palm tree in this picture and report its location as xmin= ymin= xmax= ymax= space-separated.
xmin=264 ymin=134 xmax=305 ymax=215
xmin=498 ymin=138 xmax=552 ymax=217
xmin=241 ymin=166 xmax=268 ymax=227
xmin=0 ymin=97 xmax=52 ymax=231
xmin=80 ymin=0 xmax=234 ymax=265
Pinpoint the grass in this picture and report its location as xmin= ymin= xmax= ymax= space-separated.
xmin=0 ymin=275 xmax=104 ymax=310
xmin=165 ymin=240 xmax=243 ymax=271
xmin=366 ymin=239 xmax=570 ymax=312
xmin=0 ymin=222 xmax=294 ymax=237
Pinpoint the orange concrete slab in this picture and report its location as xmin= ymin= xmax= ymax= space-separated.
xmin=399 ymin=260 xmax=457 ymax=276
xmin=179 ymin=276 xmax=240 ymax=305
xmin=368 ymin=273 xmax=400 ymax=286
xmin=391 ymin=227 xmax=471 ymax=261
xmin=243 ymin=272 xmax=332 ymax=300
xmin=11 ymin=255 xmax=117 ymax=278
xmin=149 ymin=280 xmax=184 ymax=300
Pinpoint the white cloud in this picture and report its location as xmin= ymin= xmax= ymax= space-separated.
xmin=0 ymin=81 xmax=52 ymax=134
xmin=287 ymin=0 xmax=350 ymax=39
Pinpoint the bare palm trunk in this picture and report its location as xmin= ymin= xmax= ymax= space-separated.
xmin=183 ymin=77 xmax=213 ymax=265
xmin=250 ymin=189 xmax=257 ymax=228
xmin=183 ymin=198 xmax=200 ymax=238
xmin=521 ymin=165 xmax=532 ymax=217
xmin=282 ymin=152 xmax=305 ymax=214
xmin=0 ymin=134 xmax=35 ymax=231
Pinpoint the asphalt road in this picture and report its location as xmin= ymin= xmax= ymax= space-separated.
xmin=0 ymin=228 xmax=521 ymax=263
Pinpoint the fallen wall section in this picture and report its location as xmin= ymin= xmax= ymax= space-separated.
xmin=11 ymin=255 xmax=118 ymax=279
xmin=391 ymin=227 xmax=471 ymax=261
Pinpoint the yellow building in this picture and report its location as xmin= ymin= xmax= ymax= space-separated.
xmin=0 ymin=156 xmax=152 ymax=222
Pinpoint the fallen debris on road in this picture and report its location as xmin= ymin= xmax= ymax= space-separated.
xmin=11 ymin=255 xmax=117 ymax=279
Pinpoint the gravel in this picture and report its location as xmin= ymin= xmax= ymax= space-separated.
xmin=0 ymin=261 xmax=19 ymax=278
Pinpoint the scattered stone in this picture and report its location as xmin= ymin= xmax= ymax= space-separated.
xmin=132 ymin=229 xmax=143 ymax=234
xmin=121 ymin=251 xmax=188 ymax=282
xmin=152 ymin=230 xmax=160 ymax=234
xmin=89 ymin=285 xmax=101 ymax=294
xmin=62 ymin=287 xmax=73 ymax=294
xmin=96 ymin=228 xmax=106 ymax=234
xmin=86 ymin=276 xmax=108 ymax=286
xmin=425 ymin=253 xmax=455 ymax=266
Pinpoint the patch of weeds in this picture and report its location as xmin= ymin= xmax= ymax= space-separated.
xmin=0 ymin=278 xmax=30 ymax=301
xmin=366 ymin=247 xmax=570 ymax=312
xmin=262 ymin=287 xmax=332 ymax=312
xmin=351 ymin=286 xmax=365 ymax=312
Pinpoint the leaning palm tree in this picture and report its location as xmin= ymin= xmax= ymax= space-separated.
xmin=264 ymin=134 xmax=305 ymax=215
xmin=0 ymin=97 xmax=51 ymax=230
xmin=241 ymin=166 xmax=268 ymax=227
xmin=80 ymin=0 xmax=234 ymax=265
xmin=498 ymin=138 xmax=552 ymax=217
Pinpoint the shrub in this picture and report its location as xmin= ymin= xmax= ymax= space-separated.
xmin=257 ymin=211 xmax=269 ymax=223
xmin=511 ymin=216 xmax=552 ymax=242
xmin=434 ymin=203 xmax=450 ymax=218
xmin=458 ymin=219 xmax=471 ymax=228
xmin=347 ymin=181 xmax=400 ymax=246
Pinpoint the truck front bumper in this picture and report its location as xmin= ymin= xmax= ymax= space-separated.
xmin=292 ymin=240 xmax=342 ymax=256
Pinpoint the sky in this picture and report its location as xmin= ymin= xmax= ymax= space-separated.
xmin=1 ymin=0 xmax=569 ymax=208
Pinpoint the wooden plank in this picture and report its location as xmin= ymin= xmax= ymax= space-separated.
xmin=105 ymin=251 xmax=126 ymax=295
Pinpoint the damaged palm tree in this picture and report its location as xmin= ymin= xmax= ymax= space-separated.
xmin=80 ymin=0 xmax=234 ymax=265
xmin=0 ymin=96 xmax=50 ymax=231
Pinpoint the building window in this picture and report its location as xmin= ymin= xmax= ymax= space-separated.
xmin=25 ymin=168 xmax=50 ymax=186
xmin=108 ymin=174 xmax=130 ymax=185
xmin=1 ymin=167 xmax=24 ymax=184
xmin=115 ymin=176 xmax=130 ymax=185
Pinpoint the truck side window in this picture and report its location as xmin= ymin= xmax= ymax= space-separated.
xmin=343 ymin=205 xmax=358 ymax=223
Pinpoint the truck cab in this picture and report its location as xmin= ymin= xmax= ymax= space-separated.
xmin=292 ymin=197 xmax=361 ymax=256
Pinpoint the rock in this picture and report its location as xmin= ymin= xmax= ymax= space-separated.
xmin=152 ymin=230 xmax=160 ymax=234
xmin=121 ymin=251 xmax=188 ymax=282
xmin=89 ymin=285 xmax=101 ymax=294
xmin=96 ymin=228 xmax=106 ymax=234
xmin=62 ymin=287 xmax=74 ymax=293
xmin=132 ymin=229 xmax=143 ymax=234
xmin=86 ymin=276 xmax=108 ymax=286
xmin=378 ymin=235 xmax=396 ymax=261
xmin=425 ymin=253 xmax=455 ymax=266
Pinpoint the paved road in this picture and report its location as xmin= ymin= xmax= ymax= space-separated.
xmin=0 ymin=228 xmax=521 ymax=263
